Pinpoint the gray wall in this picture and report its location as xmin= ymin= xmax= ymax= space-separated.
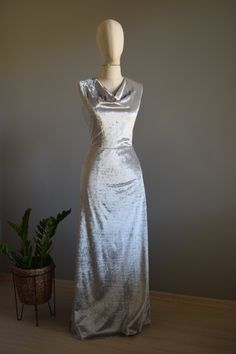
xmin=0 ymin=0 xmax=235 ymax=300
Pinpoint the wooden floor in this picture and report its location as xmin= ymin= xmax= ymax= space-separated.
xmin=0 ymin=273 xmax=235 ymax=354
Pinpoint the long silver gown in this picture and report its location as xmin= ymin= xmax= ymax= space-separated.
xmin=69 ymin=76 xmax=151 ymax=340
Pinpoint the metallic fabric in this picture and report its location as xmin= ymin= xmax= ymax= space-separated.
xmin=69 ymin=76 xmax=151 ymax=340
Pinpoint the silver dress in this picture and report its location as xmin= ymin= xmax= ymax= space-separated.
xmin=69 ymin=76 xmax=151 ymax=340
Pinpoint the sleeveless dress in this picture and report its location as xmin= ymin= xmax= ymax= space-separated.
xmin=69 ymin=76 xmax=151 ymax=340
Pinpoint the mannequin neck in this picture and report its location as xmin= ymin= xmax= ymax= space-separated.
xmin=97 ymin=63 xmax=123 ymax=83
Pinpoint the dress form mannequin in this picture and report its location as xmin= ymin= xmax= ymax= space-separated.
xmin=69 ymin=22 xmax=151 ymax=339
xmin=96 ymin=19 xmax=124 ymax=93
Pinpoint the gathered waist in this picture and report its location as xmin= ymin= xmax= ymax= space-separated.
xmin=88 ymin=143 xmax=134 ymax=150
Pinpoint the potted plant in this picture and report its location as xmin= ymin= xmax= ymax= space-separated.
xmin=0 ymin=207 xmax=71 ymax=325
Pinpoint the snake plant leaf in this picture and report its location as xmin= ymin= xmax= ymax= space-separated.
xmin=20 ymin=208 xmax=31 ymax=242
xmin=7 ymin=221 xmax=21 ymax=236
xmin=0 ymin=243 xmax=15 ymax=262
xmin=6 ymin=208 xmax=33 ymax=261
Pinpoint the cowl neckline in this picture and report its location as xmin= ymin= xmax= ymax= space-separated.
xmin=93 ymin=77 xmax=127 ymax=101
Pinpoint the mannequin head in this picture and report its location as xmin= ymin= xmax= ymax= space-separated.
xmin=96 ymin=19 xmax=124 ymax=65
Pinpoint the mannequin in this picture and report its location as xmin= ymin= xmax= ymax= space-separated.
xmin=69 ymin=19 xmax=151 ymax=339
xmin=96 ymin=19 xmax=124 ymax=93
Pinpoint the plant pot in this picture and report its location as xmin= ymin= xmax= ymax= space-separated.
xmin=11 ymin=261 xmax=55 ymax=305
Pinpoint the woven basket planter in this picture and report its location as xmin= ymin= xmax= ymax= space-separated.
xmin=11 ymin=262 xmax=55 ymax=305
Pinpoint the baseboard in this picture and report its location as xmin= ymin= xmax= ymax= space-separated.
xmin=1 ymin=272 xmax=235 ymax=310
xmin=149 ymin=289 xmax=236 ymax=310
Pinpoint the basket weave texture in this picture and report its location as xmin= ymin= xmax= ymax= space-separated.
xmin=12 ymin=262 xmax=55 ymax=305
